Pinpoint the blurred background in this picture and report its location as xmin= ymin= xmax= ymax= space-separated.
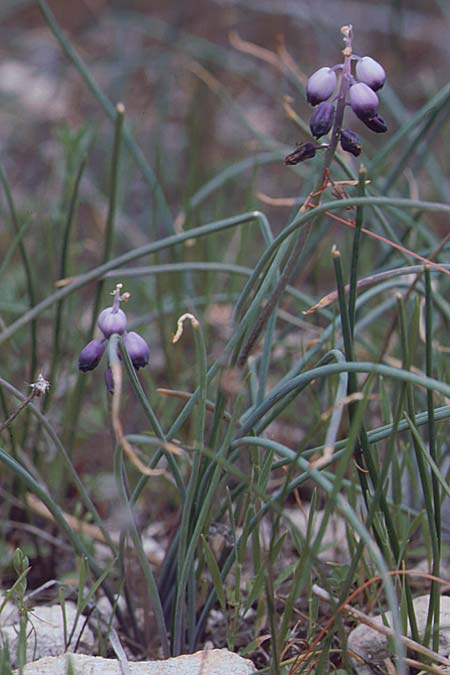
xmin=1 ymin=0 xmax=448 ymax=225
xmin=0 ymin=0 xmax=449 ymax=461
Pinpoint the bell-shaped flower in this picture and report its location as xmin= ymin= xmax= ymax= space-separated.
xmin=123 ymin=331 xmax=150 ymax=370
xmin=97 ymin=307 xmax=127 ymax=338
xmin=356 ymin=56 xmax=386 ymax=91
xmin=306 ymin=67 xmax=337 ymax=106
xmin=78 ymin=338 xmax=106 ymax=372
xmin=310 ymin=102 xmax=335 ymax=139
xmin=349 ymin=82 xmax=379 ymax=120
xmin=97 ymin=283 xmax=128 ymax=338
xmin=340 ymin=129 xmax=362 ymax=157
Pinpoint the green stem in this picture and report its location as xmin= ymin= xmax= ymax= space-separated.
xmin=348 ymin=166 xmax=366 ymax=335
xmin=0 ymin=163 xmax=37 ymax=381
xmin=424 ymin=267 xmax=441 ymax=652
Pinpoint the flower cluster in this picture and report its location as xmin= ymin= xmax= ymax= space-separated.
xmin=285 ymin=28 xmax=387 ymax=164
xmin=78 ymin=283 xmax=150 ymax=392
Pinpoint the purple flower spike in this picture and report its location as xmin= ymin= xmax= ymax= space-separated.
xmin=340 ymin=129 xmax=362 ymax=157
xmin=349 ymin=82 xmax=379 ymax=119
xmin=97 ymin=283 xmax=128 ymax=338
xmin=310 ymin=102 xmax=335 ymax=139
xmin=124 ymin=331 xmax=150 ymax=370
xmin=361 ymin=114 xmax=388 ymax=133
xmin=306 ymin=67 xmax=337 ymax=106
xmin=78 ymin=338 xmax=106 ymax=372
xmin=356 ymin=56 xmax=386 ymax=91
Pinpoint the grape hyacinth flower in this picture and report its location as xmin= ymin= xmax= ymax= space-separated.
xmin=78 ymin=283 xmax=150 ymax=392
xmin=310 ymin=102 xmax=335 ymax=139
xmin=356 ymin=56 xmax=386 ymax=91
xmin=285 ymin=25 xmax=387 ymax=164
xmin=123 ymin=332 xmax=150 ymax=370
xmin=306 ymin=67 xmax=337 ymax=106
xmin=78 ymin=338 xmax=106 ymax=372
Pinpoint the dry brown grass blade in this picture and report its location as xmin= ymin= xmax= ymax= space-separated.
xmin=110 ymin=359 xmax=168 ymax=478
xmin=311 ymin=583 xmax=450 ymax=674
xmin=229 ymin=30 xmax=281 ymax=69
xmin=26 ymin=492 xmax=111 ymax=545
xmin=25 ymin=493 xmax=163 ymax=565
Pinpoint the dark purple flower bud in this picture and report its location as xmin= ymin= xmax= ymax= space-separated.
xmin=361 ymin=114 xmax=388 ymax=133
xmin=105 ymin=367 xmax=114 ymax=394
xmin=97 ymin=283 xmax=128 ymax=338
xmin=306 ymin=67 xmax=337 ymax=106
xmin=310 ymin=102 xmax=335 ymax=139
xmin=123 ymin=331 xmax=150 ymax=370
xmin=78 ymin=339 xmax=106 ymax=372
xmin=349 ymin=82 xmax=379 ymax=119
xmin=356 ymin=56 xmax=386 ymax=91
xmin=285 ymin=142 xmax=317 ymax=165
xmin=340 ymin=129 xmax=362 ymax=157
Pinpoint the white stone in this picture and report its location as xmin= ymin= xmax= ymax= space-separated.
xmin=2 ymin=601 xmax=95 ymax=667
xmin=284 ymin=506 xmax=350 ymax=562
xmin=14 ymin=649 xmax=255 ymax=674
xmin=348 ymin=594 xmax=450 ymax=673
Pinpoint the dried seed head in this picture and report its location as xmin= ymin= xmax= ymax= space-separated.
xmin=340 ymin=129 xmax=362 ymax=156
xmin=361 ymin=113 xmax=388 ymax=133
xmin=285 ymin=142 xmax=318 ymax=165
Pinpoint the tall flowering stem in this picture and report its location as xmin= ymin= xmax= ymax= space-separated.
xmin=323 ymin=25 xmax=353 ymax=172
xmin=237 ymin=26 xmax=357 ymax=366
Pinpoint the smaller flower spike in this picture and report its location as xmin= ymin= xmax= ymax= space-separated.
xmin=285 ymin=142 xmax=318 ymax=165
xmin=124 ymin=331 xmax=150 ymax=370
xmin=361 ymin=113 xmax=388 ymax=133
xmin=97 ymin=283 xmax=128 ymax=338
xmin=356 ymin=56 xmax=386 ymax=91
xmin=306 ymin=67 xmax=337 ymax=106
xmin=310 ymin=102 xmax=335 ymax=139
xmin=79 ymin=338 xmax=106 ymax=372
xmin=349 ymin=82 xmax=379 ymax=119
xmin=340 ymin=129 xmax=362 ymax=156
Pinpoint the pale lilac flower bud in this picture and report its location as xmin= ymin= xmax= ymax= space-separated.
xmin=124 ymin=331 xmax=150 ymax=370
xmin=310 ymin=102 xmax=335 ymax=139
xmin=361 ymin=114 xmax=388 ymax=133
xmin=349 ymin=82 xmax=379 ymax=119
xmin=97 ymin=307 xmax=127 ymax=338
xmin=356 ymin=56 xmax=386 ymax=91
xmin=78 ymin=338 xmax=106 ymax=372
xmin=97 ymin=283 xmax=128 ymax=338
xmin=285 ymin=142 xmax=318 ymax=165
xmin=340 ymin=129 xmax=362 ymax=157
xmin=306 ymin=67 xmax=337 ymax=106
